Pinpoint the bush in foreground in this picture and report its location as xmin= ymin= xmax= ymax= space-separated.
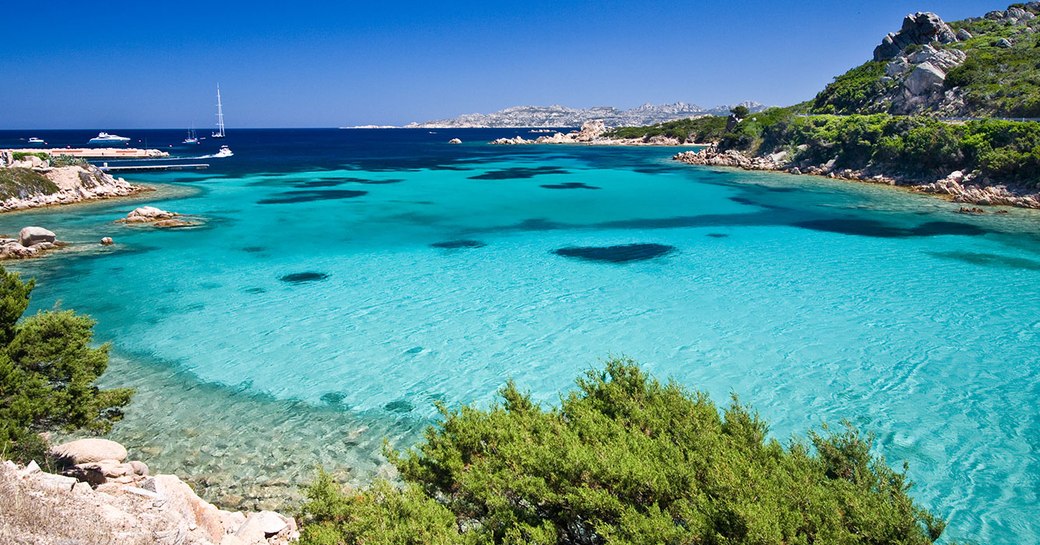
xmin=0 ymin=267 xmax=133 ymax=462
xmin=299 ymin=359 xmax=946 ymax=545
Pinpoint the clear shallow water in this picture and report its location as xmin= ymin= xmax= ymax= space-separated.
xmin=2 ymin=129 xmax=1039 ymax=543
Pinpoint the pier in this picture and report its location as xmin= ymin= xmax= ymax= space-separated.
xmin=99 ymin=163 xmax=209 ymax=172
xmin=7 ymin=147 xmax=169 ymax=158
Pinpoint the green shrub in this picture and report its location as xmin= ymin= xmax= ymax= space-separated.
xmin=606 ymin=116 xmax=728 ymax=143
xmin=811 ymin=61 xmax=894 ymax=115
xmin=48 ymin=155 xmax=89 ymax=168
xmin=299 ymin=359 xmax=947 ymax=545
xmin=11 ymin=152 xmax=49 ymax=163
xmin=0 ymin=268 xmax=132 ymax=462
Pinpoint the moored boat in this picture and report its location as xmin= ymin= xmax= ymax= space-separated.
xmin=88 ymin=132 xmax=131 ymax=144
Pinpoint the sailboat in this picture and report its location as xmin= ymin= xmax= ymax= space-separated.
xmin=212 ymin=85 xmax=226 ymax=139
xmin=183 ymin=125 xmax=199 ymax=144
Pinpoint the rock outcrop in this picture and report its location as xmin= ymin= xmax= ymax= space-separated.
xmin=672 ymin=149 xmax=1040 ymax=209
xmin=49 ymin=438 xmax=128 ymax=466
xmin=915 ymin=171 xmax=1040 ymax=208
xmin=0 ymin=163 xmax=142 ymax=213
xmin=119 ymin=206 xmax=201 ymax=228
xmin=1 ymin=441 xmax=298 ymax=545
xmin=18 ymin=226 xmax=56 ymax=247
xmin=1 ymin=226 xmax=65 ymax=260
xmin=488 ymin=121 xmax=653 ymax=146
xmin=489 ymin=136 xmax=535 ymax=145
xmin=883 ymin=44 xmax=968 ymax=114
xmin=873 ymin=12 xmax=958 ymax=61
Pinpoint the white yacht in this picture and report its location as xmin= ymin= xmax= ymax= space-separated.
xmin=27 ymin=137 xmax=46 ymax=145
xmin=214 ymin=145 xmax=233 ymax=158
xmin=88 ymin=132 xmax=131 ymax=144
xmin=212 ymin=85 xmax=226 ymax=139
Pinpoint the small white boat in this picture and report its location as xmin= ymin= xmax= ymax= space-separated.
xmin=213 ymin=145 xmax=233 ymax=158
xmin=183 ymin=127 xmax=199 ymax=144
xmin=27 ymin=137 xmax=46 ymax=145
xmin=88 ymin=132 xmax=131 ymax=144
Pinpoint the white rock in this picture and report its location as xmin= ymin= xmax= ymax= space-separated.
xmin=905 ymin=62 xmax=946 ymax=96
xmin=220 ymin=535 xmax=248 ymax=545
xmin=19 ymin=460 xmax=41 ymax=477
xmin=18 ymin=226 xmax=56 ymax=247
xmin=33 ymin=472 xmax=79 ymax=493
xmin=50 ymin=438 xmax=128 ymax=465
xmin=236 ymin=510 xmax=288 ymax=542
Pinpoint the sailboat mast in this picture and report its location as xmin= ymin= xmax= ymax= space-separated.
xmin=214 ymin=85 xmax=226 ymax=138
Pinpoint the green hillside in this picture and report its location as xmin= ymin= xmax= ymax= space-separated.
xmin=814 ymin=4 xmax=1040 ymax=117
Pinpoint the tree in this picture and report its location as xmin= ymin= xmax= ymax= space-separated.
xmin=299 ymin=359 xmax=947 ymax=545
xmin=0 ymin=267 xmax=132 ymax=462
xmin=730 ymin=105 xmax=751 ymax=119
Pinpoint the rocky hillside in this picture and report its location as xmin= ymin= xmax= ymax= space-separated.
xmin=406 ymin=101 xmax=765 ymax=128
xmin=813 ymin=3 xmax=1040 ymax=117
xmin=0 ymin=151 xmax=141 ymax=212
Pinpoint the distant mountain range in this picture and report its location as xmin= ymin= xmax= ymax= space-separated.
xmin=402 ymin=102 xmax=766 ymax=128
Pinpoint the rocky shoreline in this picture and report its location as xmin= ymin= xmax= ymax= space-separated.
xmin=0 ymin=153 xmax=146 ymax=213
xmin=673 ymin=147 xmax=1040 ymax=209
xmin=1 ymin=438 xmax=297 ymax=545
xmin=488 ymin=120 xmax=692 ymax=147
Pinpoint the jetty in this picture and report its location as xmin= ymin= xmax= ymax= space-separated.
xmin=99 ymin=163 xmax=208 ymax=172
xmin=6 ymin=147 xmax=169 ymax=158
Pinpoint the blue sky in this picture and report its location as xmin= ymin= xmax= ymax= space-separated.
xmin=1 ymin=1 xmax=1010 ymax=128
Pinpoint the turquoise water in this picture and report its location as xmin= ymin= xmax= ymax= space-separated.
xmin=1 ymin=129 xmax=1038 ymax=543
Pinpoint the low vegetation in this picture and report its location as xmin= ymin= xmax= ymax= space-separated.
xmin=0 ymin=168 xmax=59 ymax=200
xmin=810 ymin=61 xmax=895 ymax=115
xmin=606 ymin=116 xmax=729 ymax=143
xmin=0 ymin=268 xmax=133 ymax=462
xmin=298 ymin=359 xmax=946 ymax=545
xmin=47 ymin=154 xmax=89 ymax=168
xmin=726 ymin=109 xmax=1040 ymax=185
xmin=944 ymin=19 xmax=1040 ymax=117
xmin=11 ymin=152 xmax=50 ymax=162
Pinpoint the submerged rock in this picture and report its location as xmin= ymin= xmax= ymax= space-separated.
xmin=553 ymin=243 xmax=676 ymax=263
xmin=279 ymin=272 xmax=329 ymax=283
xmin=540 ymin=182 xmax=601 ymax=190
xmin=430 ymin=239 xmax=486 ymax=249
